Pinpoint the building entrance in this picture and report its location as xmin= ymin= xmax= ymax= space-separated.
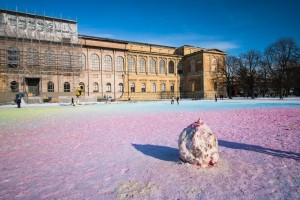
xmin=26 ymin=78 xmax=40 ymax=96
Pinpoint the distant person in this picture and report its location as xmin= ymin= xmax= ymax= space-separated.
xmin=280 ymin=94 xmax=283 ymax=100
xmin=171 ymin=96 xmax=175 ymax=104
xmin=70 ymin=97 xmax=75 ymax=106
xmin=215 ymin=94 xmax=217 ymax=102
xmin=17 ymin=97 xmax=21 ymax=108
xmin=176 ymin=96 xmax=179 ymax=105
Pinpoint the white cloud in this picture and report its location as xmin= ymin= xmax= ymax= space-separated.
xmin=199 ymin=41 xmax=240 ymax=50
xmin=138 ymin=34 xmax=240 ymax=51
xmin=77 ymin=29 xmax=239 ymax=51
xmin=118 ymin=33 xmax=221 ymax=47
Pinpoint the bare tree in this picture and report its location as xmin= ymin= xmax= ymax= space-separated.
xmin=223 ymin=56 xmax=239 ymax=99
xmin=210 ymin=56 xmax=227 ymax=98
xmin=264 ymin=38 xmax=300 ymax=98
xmin=237 ymin=50 xmax=262 ymax=99
xmin=257 ymin=60 xmax=271 ymax=97
xmin=213 ymin=56 xmax=242 ymax=99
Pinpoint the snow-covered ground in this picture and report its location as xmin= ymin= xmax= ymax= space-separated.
xmin=0 ymin=99 xmax=299 ymax=199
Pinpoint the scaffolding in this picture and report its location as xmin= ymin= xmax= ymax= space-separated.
xmin=0 ymin=9 xmax=82 ymax=102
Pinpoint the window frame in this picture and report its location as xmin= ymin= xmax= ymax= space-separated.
xmin=77 ymin=53 xmax=86 ymax=69
xmin=128 ymin=57 xmax=136 ymax=73
xmin=7 ymin=47 xmax=20 ymax=68
xmin=169 ymin=60 xmax=175 ymax=74
xmin=44 ymin=49 xmax=56 ymax=68
xmin=47 ymin=81 xmax=54 ymax=92
xmin=116 ymin=56 xmax=124 ymax=71
xmin=106 ymin=83 xmax=111 ymax=92
xmin=27 ymin=48 xmax=39 ymax=67
xmin=159 ymin=59 xmax=165 ymax=74
xmin=151 ymin=83 xmax=156 ymax=92
xmin=93 ymin=82 xmax=99 ymax=92
xmin=104 ymin=55 xmax=112 ymax=71
xmin=64 ymin=82 xmax=70 ymax=92
xmin=139 ymin=58 xmax=146 ymax=73
xmin=91 ymin=54 xmax=100 ymax=70
xmin=160 ymin=83 xmax=166 ymax=92
xmin=118 ymin=83 xmax=123 ymax=92
xmin=130 ymin=83 xmax=135 ymax=92
xmin=141 ymin=83 xmax=146 ymax=92
xmin=61 ymin=51 xmax=71 ymax=68
xmin=170 ymin=83 xmax=174 ymax=92
xmin=150 ymin=59 xmax=156 ymax=74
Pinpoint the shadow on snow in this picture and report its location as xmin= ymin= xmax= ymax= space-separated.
xmin=219 ymin=140 xmax=300 ymax=161
xmin=132 ymin=144 xmax=179 ymax=162
xmin=132 ymin=141 xmax=300 ymax=162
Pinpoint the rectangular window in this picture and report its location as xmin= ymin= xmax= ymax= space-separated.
xmin=106 ymin=84 xmax=111 ymax=92
xmin=141 ymin=84 xmax=146 ymax=92
xmin=7 ymin=48 xmax=20 ymax=68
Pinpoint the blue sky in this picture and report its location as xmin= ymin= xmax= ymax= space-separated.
xmin=1 ymin=0 xmax=299 ymax=56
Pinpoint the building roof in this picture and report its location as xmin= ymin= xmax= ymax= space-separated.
xmin=0 ymin=9 xmax=77 ymax=24
xmin=78 ymin=34 xmax=177 ymax=49
xmin=207 ymin=48 xmax=227 ymax=53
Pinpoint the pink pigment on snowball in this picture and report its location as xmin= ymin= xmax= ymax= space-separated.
xmin=178 ymin=117 xmax=219 ymax=168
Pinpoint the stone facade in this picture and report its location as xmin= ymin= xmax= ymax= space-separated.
xmin=0 ymin=9 xmax=226 ymax=103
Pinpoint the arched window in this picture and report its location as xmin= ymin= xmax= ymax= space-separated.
xmin=160 ymin=83 xmax=166 ymax=92
xmin=10 ymin=81 xmax=19 ymax=92
xmin=27 ymin=48 xmax=39 ymax=66
xmin=116 ymin=56 xmax=124 ymax=71
xmin=118 ymin=83 xmax=123 ymax=92
xmin=190 ymin=59 xmax=196 ymax=73
xmin=169 ymin=61 xmax=175 ymax=74
xmin=151 ymin=83 xmax=156 ymax=92
xmin=139 ymin=58 xmax=146 ymax=73
xmin=106 ymin=83 xmax=111 ymax=92
xmin=159 ymin=59 xmax=165 ymax=74
xmin=177 ymin=61 xmax=183 ymax=74
xmin=77 ymin=53 xmax=86 ymax=69
xmin=47 ymin=81 xmax=54 ymax=92
xmin=141 ymin=83 xmax=146 ymax=92
xmin=44 ymin=50 xmax=55 ymax=68
xmin=62 ymin=52 xmax=71 ymax=68
xmin=93 ymin=82 xmax=99 ymax=92
xmin=149 ymin=59 xmax=156 ymax=74
xmin=128 ymin=57 xmax=136 ymax=72
xmin=104 ymin=55 xmax=112 ymax=71
xmin=130 ymin=83 xmax=135 ymax=92
xmin=7 ymin=47 xmax=20 ymax=68
xmin=170 ymin=83 xmax=174 ymax=92
xmin=91 ymin=54 xmax=100 ymax=70
xmin=64 ymin=82 xmax=70 ymax=92
xmin=79 ymin=82 xmax=85 ymax=92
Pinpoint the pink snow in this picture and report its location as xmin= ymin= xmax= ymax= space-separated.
xmin=0 ymin=102 xmax=299 ymax=199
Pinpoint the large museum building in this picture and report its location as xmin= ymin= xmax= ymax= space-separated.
xmin=0 ymin=9 xmax=226 ymax=103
